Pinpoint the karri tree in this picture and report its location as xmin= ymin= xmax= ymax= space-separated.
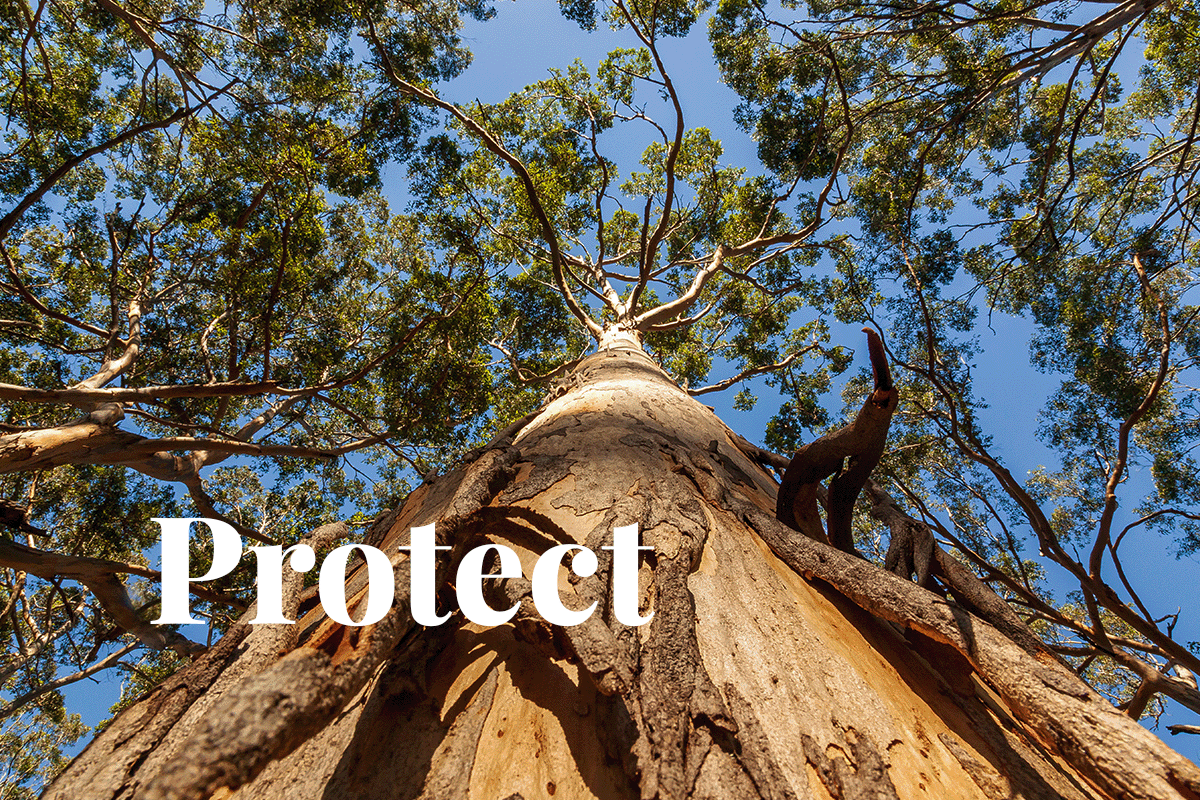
xmin=0 ymin=0 xmax=1198 ymax=797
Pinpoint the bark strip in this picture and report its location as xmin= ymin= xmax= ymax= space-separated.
xmin=776 ymin=329 xmax=897 ymax=552
xmin=866 ymin=480 xmax=1062 ymax=665
xmin=738 ymin=500 xmax=1200 ymax=800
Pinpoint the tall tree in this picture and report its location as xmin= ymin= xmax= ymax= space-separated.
xmin=0 ymin=0 xmax=1197 ymax=796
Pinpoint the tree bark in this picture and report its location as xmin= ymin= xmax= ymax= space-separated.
xmin=45 ymin=346 xmax=1200 ymax=800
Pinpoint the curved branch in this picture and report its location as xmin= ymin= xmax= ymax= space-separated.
xmin=363 ymin=20 xmax=602 ymax=338
xmin=73 ymin=297 xmax=143 ymax=392
xmin=0 ymin=380 xmax=284 ymax=404
xmin=776 ymin=329 xmax=898 ymax=552
xmin=865 ymin=478 xmax=1066 ymax=665
xmin=611 ymin=0 xmax=686 ymax=316
xmin=491 ymin=339 xmax=584 ymax=386
xmin=0 ymin=105 xmax=194 ymax=242
xmin=1090 ymin=252 xmax=1171 ymax=580
xmin=182 ymin=478 xmax=277 ymax=546
xmin=0 ymin=641 xmax=141 ymax=720
xmin=0 ymin=538 xmax=221 ymax=659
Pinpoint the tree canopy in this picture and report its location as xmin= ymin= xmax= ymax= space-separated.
xmin=2 ymin=0 xmax=1199 ymax=791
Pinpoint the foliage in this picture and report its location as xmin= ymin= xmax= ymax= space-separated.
xmin=0 ymin=704 xmax=84 ymax=798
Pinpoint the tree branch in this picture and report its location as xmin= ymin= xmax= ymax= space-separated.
xmin=776 ymin=329 xmax=897 ymax=551
xmin=363 ymin=19 xmax=602 ymax=338
xmin=687 ymin=344 xmax=818 ymax=396
xmin=0 ymin=538 xmax=222 ymax=658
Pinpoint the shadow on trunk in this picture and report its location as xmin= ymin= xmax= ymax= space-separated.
xmin=46 ymin=346 xmax=1200 ymax=800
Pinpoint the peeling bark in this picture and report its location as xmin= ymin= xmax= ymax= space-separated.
xmin=47 ymin=345 xmax=1200 ymax=800
xmin=800 ymin=722 xmax=900 ymax=800
xmin=866 ymin=479 xmax=1062 ymax=665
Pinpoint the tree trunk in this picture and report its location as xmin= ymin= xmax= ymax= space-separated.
xmin=45 ymin=346 xmax=1200 ymax=800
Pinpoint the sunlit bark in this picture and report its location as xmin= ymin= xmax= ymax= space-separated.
xmin=46 ymin=345 xmax=1200 ymax=800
